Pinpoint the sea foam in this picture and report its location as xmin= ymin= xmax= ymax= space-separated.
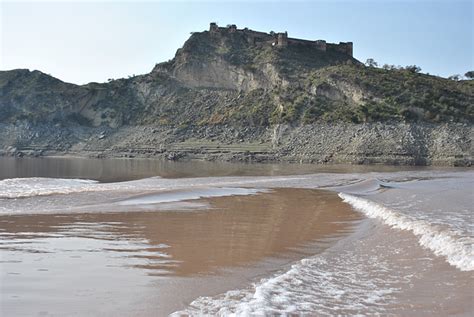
xmin=339 ymin=193 xmax=473 ymax=271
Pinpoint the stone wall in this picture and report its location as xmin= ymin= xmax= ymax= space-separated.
xmin=327 ymin=42 xmax=353 ymax=56
xmin=208 ymin=23 xmax=353 ymax=56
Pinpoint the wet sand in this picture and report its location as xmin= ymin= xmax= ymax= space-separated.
xmin=0 ymin=188 xmax=361 ymax=316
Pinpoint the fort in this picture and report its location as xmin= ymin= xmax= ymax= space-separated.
xmin=209 ymin=23 xmax=353 ymax=57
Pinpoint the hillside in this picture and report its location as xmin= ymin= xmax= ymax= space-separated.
xmin=0 ymin=23 xmax=472 ymax=165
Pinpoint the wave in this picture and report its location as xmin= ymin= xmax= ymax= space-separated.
xmin=173 ymin=221 xmax=401 ymax=316
xmin=0 ymin=175 xmax=296 ymax=200
xmin=0 ymin=176 xmax=175 ymax=199
xmin=339 ymin=193 xmax=473 ymax=271
xmin=117 ymin=188 xmax=263 ymax=206
xmin=0 ymin=177 xmax=102 ymax=199
xmin=329 ymin=178 xmax=399 ymax=196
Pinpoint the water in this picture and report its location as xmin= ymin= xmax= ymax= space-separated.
xmin=176 ymin=172 xmax=474 ymax=316
xmin=0 ymin=157 xmax=472 ymax=316
xmin=0 ymin=156 xmax=439 ymax=182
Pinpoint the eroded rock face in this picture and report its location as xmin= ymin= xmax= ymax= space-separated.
xmin=168 ymin=48 xmax=290 ymax=91
xmin=0 ymin=122 xmax=471 ymax=166
xmin=154 ymin=31 xmax=293 ymax=91
xmin=172 ymin=57 xmax=261 ymax=90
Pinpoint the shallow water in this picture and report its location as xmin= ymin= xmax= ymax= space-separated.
xmin=0 ymin=158 xmax=472 ymax=316
xmin=181 ymin=175 xmax=473 ymax=316
xmin=0 ymin=188 xmax=360 ymax=316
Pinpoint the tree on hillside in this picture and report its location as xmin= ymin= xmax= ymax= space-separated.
xmin=465 ymin=71 xmax=474 ymax=79
xmin=448 ymin=74 xmax=461 ymax=81
xmin=382 ymin=64 xmax=396 ymax=70
xmin=365 ymin=58 xmax=378 ymax=67
xmin=404 ymin=65 xmax=421 ymax=73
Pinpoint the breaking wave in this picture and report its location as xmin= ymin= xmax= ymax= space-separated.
xmin=117 ymin=188 xmax=262 ymax=206
xmin=339 ymin=193 xmax=473 ymax=271
xmin=0 ymin=177 xmax=102 ymax=199
xmin=173 ymin=220 xmax=402 ymax=316
xmin=0 ymin=175 xmax=307 ymax=200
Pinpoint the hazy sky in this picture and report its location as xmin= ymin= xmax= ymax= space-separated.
xmin=1 ymin=0 xmax=472 ymax=84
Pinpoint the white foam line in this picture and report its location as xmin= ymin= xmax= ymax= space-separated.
xmin=117 ymin=188 xmax=263 ymax=206
xmin=0 ymin=175 xmax=310 ymax=199
xmin=339 ymin=193 xmax=473 ymax=271
xmin=0 ymin=178 xmax=103 ymax=199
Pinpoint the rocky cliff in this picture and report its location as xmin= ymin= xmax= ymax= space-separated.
xmin=1 ymin=25 xmax=473 ymax=165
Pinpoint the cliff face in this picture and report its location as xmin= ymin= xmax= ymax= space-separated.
xmin=0 ymin=25 xmax=473 ymax=165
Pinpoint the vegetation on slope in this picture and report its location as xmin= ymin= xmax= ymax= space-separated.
xmin=273 ymin=65 xmax=474 ymax=124
xmin=1 ymin=29 xmax=473 ymax=127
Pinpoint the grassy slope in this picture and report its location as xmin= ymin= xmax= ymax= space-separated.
xmin=272 ymin=65 xmax=474 ymax=125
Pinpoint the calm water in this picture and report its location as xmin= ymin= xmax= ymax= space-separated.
xmin=0 ymin=156 xmax=438 ymax=182
xmin=0 ymin=157 xmax=472 ymax=316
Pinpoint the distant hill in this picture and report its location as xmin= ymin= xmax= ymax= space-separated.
xmin=1 ymin=23 xmax=473 ymax=127
xmin=0 ymin=23 xmax=472 ymax=165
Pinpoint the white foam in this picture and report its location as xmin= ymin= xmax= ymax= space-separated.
xmin=117 ymin=188 xmax=261 ymax=206
xmin=339 ymin=193 xmax=474 ymax=271
xmin=173 ymin=221 xmax=401 ymax=316
xmin=0 ymin=177 xmax=101 ymax=198
xmin=0 ymin=175 xmax=312 ymax=200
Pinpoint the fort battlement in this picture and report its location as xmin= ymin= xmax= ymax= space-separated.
xmin=208 ymin=23 xmax=353 ymax=57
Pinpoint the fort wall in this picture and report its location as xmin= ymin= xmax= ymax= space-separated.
xmin=208 ymin=23 xmax=353 ymax=57
xmin=327 ymin=42 xmax=353 ymax=56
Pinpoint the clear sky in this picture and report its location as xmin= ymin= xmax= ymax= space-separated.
xmin=1 ymin=0 xmax=472 ymax=84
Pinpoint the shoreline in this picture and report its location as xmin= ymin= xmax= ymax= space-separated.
xmin=1 ymin=122 xmax=472 ymax=166
xmin=2 ymin=149 xmax=473 ymax=166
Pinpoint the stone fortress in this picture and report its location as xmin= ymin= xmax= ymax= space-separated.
xmin=209 ymin=23 xmax=353 ymax=57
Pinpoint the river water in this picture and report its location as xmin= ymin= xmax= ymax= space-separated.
xmin=0 ymin=157 xmax=472 ymax=316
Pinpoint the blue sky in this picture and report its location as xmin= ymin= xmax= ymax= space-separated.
xmin=1 ymin=0 xmax=472 ymax=84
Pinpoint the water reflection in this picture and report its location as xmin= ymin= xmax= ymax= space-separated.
xmin=0 ymin=156 xmax=435 ymax=182
xmin=0 ymin=189 xmax=360 ymax=276
xmin=0 ymin=189 xmax=361 ymax=316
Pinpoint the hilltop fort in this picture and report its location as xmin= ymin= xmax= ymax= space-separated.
xmin=159 ymin=22 xmax=357 ymax=90
xmin=208 ymin=22 xmax=353 ymax=57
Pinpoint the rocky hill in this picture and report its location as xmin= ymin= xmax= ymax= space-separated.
xmin=0 ymin=24 xmax=472 ymax=165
